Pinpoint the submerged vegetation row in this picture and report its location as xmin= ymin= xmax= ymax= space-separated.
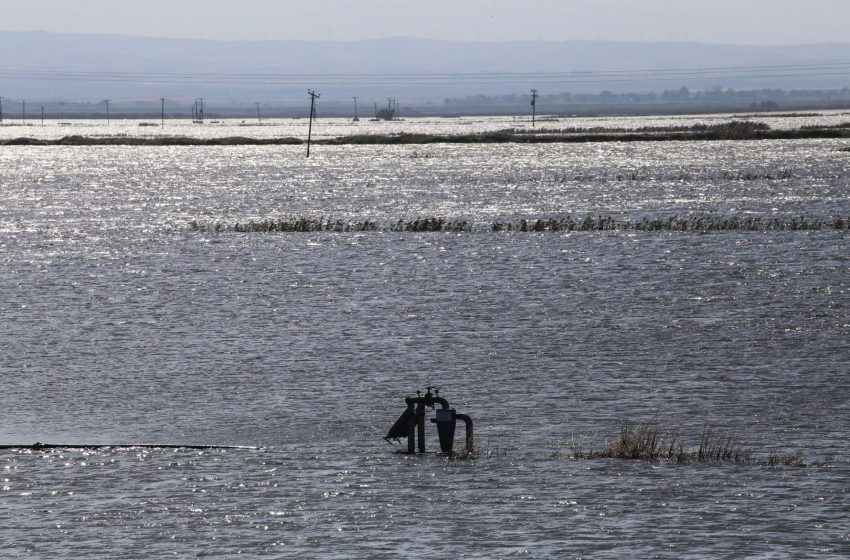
xmin=4 ymin=121 xmax=850 ymax=146
xmin=189 ymin=215 xmax=850 ymax=234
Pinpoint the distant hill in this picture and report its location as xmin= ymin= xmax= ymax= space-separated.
xmin=1 ymin=31 xmax=849 ymax=110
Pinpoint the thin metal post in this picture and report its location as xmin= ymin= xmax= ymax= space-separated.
xmin=22 ymin=100 xmax=25 ymax=125
xmin=104 ymin=99 xmax=110 ymax=125
xmin=255 ymin=101 xmax=261 ymax=123
xmin=352 ymin=96 xmax=359 ymax=121
xmin=161 ymin=97 xmax=165 ymax=128
xmin=0 ymin=96 xmax=4 ymax=125
xmin=41 ymin=106 xmax=44 ymax=125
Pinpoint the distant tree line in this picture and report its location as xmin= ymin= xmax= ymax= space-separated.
xmin=444 ymin=86 xmax=850 ymax=110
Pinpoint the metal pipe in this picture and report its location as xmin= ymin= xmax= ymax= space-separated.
xmin=456 ymin=413 xmax=474 ymax=453
xmin=406 ymin=395 xmax=450 ymax=409
xmin=416 ymin=403 xmax=426 ymax=453
xmin=432 ymin=396 xmax=450 ymax=409
xmin=406 ymin=401 xmax=416 ymax=454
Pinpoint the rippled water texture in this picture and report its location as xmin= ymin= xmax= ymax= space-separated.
xmin=1 ymin=132 xmax=848 ymax=558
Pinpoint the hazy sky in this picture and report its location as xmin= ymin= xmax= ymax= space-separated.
xmin=5 ymin=0 xmax=849 ymax=44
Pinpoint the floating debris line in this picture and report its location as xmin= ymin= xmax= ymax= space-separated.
xmin=0 ymin=443 xmax=261 ymax=451
xmin=189 ymin=215 xmax=850 ymax=234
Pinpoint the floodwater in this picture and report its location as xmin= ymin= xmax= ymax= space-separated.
xmin=1 ymin=124 xmax=848 ymax=557
xmin=1 ymin=108 xmax=849 ymax=141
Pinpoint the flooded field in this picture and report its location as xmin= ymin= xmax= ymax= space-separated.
xmin=1 ymin=109 xmax=849 ymax=142
xmin=1 ymin=131 xmax=848 ymax=557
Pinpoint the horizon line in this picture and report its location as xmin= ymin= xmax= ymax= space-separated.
xmin=3 ymin=28 xmax=850 ymax=48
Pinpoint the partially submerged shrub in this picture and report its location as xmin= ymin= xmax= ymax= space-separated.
xmin=589 ymin=423 xmax=685 ymax=461
xmin=568 ymin=422 xmax=812 ymax=467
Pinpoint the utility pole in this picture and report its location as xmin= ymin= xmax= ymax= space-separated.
xmin=193 ymin=98 xmax=205 ymax=124
xmin=161 ymin=97 xmax=165 ymax=128
xmin=104 ymin=99 xmax=111 ymax=126
xmin=530 ymin=89 xmax=538 ymax=127
xmin=306 ymin=89 xmax=320 ymax=158
xmin=352 ymin=96 xmax=359 ymax=121
xmin=255 ymin=102 xmax=262 ymax=123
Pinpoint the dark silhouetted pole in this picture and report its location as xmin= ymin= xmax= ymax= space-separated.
xmin=104 ymin=99 xmax=111 ymax=125
xmin=255 ymin=101 xmax=261 ymax=123
xmin=0 ymin=96 xmax=3 ymax=125
xmin=193 ymin=98 xmax=205 ymax=124
xmin=160 ymin=97 xmax=165 ymax=128
xmin=530 ymin=89 xmax=538 ymax=127
xmin=352 ymin=96 xmax=359 ymax=121
xmin=22 ymin=100 xmax=25 ymax=125
xmin=41 ymin=106 xmax=44 ymax=125
xmin=306 ymin=89 xmax=320 ymax=158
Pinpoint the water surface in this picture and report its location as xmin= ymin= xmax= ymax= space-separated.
xmin=1 ymin=136 xmax=848 ymax=558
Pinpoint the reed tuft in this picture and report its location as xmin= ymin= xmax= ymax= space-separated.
xmin=567 ymin=422 xmax=812 ymax=467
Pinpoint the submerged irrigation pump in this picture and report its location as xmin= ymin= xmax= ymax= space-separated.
xmin=385 ymin=387 xmax=474 ymax=454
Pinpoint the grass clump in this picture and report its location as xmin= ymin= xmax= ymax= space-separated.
xmin=568 ymin=422 xmax=811 ymax=467
xmin=569 ymin=423 xmax=685 ymax=462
